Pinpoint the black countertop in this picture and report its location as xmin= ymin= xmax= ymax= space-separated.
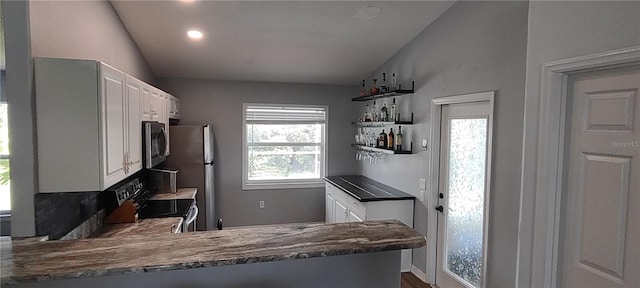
xmin=323 ymin=175 xmax=415 ymax=202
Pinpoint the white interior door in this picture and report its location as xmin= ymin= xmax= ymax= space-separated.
xmin=561 ymin=66 xmax=639 ymax=288
xmin=436 ymin=101 xmax=491 ymax=288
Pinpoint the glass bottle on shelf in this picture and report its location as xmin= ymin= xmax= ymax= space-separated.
xmin=390 ymin=98 xmax=397 ymax=122
xmin=381 ymin=102 xmax=388 ymax=122
xmin=359 ymin=80 xmax=367 ymax=97
xmin=387 ymin=128 xmax=395 ymax=150
xmin=368 ymin=130 xmax=375 ymax=147
xmin=396 ymin=126 xmax=403 ymax=151
xmin=370 ymin=79 xmax=379 ymax=94
xmin=364 ymin=105 xmax=371 ymax=122
xmin=371 ymin=101 xmax=378 ymax=122
xmin=381 ymin=73 xmax=388 ymax=92
xmin=390 ymin=73 xmax=398 ymax=90
xmin=378 ymin=129 xmax=387 ymax=148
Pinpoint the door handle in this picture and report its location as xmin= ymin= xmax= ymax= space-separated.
xmin=435 ymin=205 xmax=444 ymax=213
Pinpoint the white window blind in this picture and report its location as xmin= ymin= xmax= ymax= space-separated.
xmin=245 ymin=105 xmax=326 ymax=124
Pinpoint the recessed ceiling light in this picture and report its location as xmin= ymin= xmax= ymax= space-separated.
xmin=187 ymin=30 xmax=203 ymax=39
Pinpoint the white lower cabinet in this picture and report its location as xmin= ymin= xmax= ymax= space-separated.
xmin=325 ymin=182 xmax=414 ymax=272
xmin=334 ymin=199 xmax=349 ymax=223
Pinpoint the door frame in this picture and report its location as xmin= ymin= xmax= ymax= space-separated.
xmin=516 ymin=46 xmax=640 ymax=288
xmin=427 ymin=91 xmax=495 ymax=285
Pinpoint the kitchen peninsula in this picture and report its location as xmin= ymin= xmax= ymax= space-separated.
xmin=1 ymin=220 xmax=425 ymax=288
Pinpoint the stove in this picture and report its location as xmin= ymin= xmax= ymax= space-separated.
xmin=107 ymin=177 xmax=198 ymax=232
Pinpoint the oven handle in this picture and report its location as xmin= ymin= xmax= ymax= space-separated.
xmin=186 ymin=204 xmax=198 ymax=224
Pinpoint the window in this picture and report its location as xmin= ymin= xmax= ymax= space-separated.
xmin=243 ymin=104 xmax=327 ymax=190
xmin=0 ymin=71 xmax=8 ymax=213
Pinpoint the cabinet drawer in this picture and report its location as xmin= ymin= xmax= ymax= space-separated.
xmin=348 ymin=197 xmax=366 ymax=218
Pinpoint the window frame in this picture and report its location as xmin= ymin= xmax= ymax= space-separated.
xmin=0 ymin=70 xmax=9 ymax=215
xmin=242 ymin=103 xmax=328 ymax=190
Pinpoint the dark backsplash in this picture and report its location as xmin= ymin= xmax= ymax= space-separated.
xmin=34 ymin=191 xmax=103 ymax=239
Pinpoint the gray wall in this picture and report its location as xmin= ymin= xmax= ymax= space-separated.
xmin=357 ymin=2 xmax=529 ymax=285
xmin=29 ymin=0 xmax=155 ymax=84
xmin=5 ymin=0 xmax=155 ymax=237
xmin=519 ymin=1 xmax=640 ymax=287
xmin=158 ymin=78 xmax=358 ymax=227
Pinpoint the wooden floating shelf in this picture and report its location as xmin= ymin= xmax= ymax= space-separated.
xmin=351 ymin=143 xmax=413 ymax=155
xmin=352 ymin=81 xmax=415 ymax=102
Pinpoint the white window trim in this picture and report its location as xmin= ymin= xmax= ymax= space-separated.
xmin=242 ymin=103 xmax=328 ymax=190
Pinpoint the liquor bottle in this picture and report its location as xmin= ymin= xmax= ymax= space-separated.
xmin=371 ymin=101 xmax=378 ymax=122
xmin=380 ymin=103 xmax=388 ymax=122
xmin=370 ymin=79 xmax=379 ymax=94
xmin=396 ymin=126 xmax=403 ymax=151
xmin=364 ymin=105 xmax=371 ymax=122
xmin=390 ymin=98 xmax=397 ymax=122
xmin=390 ymin=73 xmax=398 ymax=90
xmin=387 ymin=128 xmax=395 ymax=150
xmin=381 ymin=73 xmax=388 ymax=92
xmin=359 ymin=80 xmax=367 ymax=97
xmin=378 ymin=129 xmax=387 ymax=148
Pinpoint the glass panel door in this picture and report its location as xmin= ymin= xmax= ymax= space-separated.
xmin=436 ymin=101 xmax=491 ymax=288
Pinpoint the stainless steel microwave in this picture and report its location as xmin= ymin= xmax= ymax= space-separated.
xmin=143 ymin=121 xmax=167 ymax=168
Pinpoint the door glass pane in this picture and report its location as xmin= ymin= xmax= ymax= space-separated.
xmin=445 ymin=118 xmax=487 ymax=288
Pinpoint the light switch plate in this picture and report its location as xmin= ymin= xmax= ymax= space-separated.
xmin=422 ymin=139 xmax=428 ymax=150
xmin=419 ymin=190 xmax=425 ymax=202
xmin=419 ymin=178 xmax=426 ymax=190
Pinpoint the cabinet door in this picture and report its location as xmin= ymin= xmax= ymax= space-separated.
xmin=325 ymin=192 xmax=335 ymax=223
xmin=150 ymin=89 xmax=161 ymax=122
xmin=334 ymin=199 xmax=348 ymax=223
xmin=174 ymin=97 xmax=181 ymax=119
xmin=100 ymin=64 xmax=127 ymax=189
xmin=141 ymin=84 xmax=152 ymax=121
xmin=167 ymin=95 xmax=176 ymax=118
xmin=125 ymin=75 xmax=142 ymax=174
xmin=161 ymin=93 xmax=170 ymax=156
xmin=348 ymin=210 xmax=364 ymax=222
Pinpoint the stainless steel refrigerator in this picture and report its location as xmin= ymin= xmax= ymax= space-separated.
xmin=165 ymin=125 xmax=215 ymax=231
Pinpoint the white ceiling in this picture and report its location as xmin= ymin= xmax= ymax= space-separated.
xmin=111 ymin=1 xmax=454 ymax=86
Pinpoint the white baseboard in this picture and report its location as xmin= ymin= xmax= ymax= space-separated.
xmin=410 ymin=265 xmax=427 ymax=283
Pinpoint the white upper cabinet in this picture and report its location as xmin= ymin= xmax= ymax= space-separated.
xmin=167 ymin=94 xmax=180 ymax=120
xmin=34 ymin=58 xmax=163 ymax=192
xmin=125 ymin=75 xmax=142 ymax=174
xmin=174 ymin=97 xmax=181 ymax=119
xmin=100 ymin=64 xmax=128 ymax=188
xmin=149 ymin=88 xmax=162 ymax=122
xmin=141 ymin=83 xmax=153 ymax=122
xmin=161 ymin=92 xmax=170 ymax=156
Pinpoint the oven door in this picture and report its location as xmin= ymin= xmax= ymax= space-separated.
xmin=183 ymin=204 xmax=199 ymax=232
xmin=143 ymin=122 xmax=167 ymax=168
